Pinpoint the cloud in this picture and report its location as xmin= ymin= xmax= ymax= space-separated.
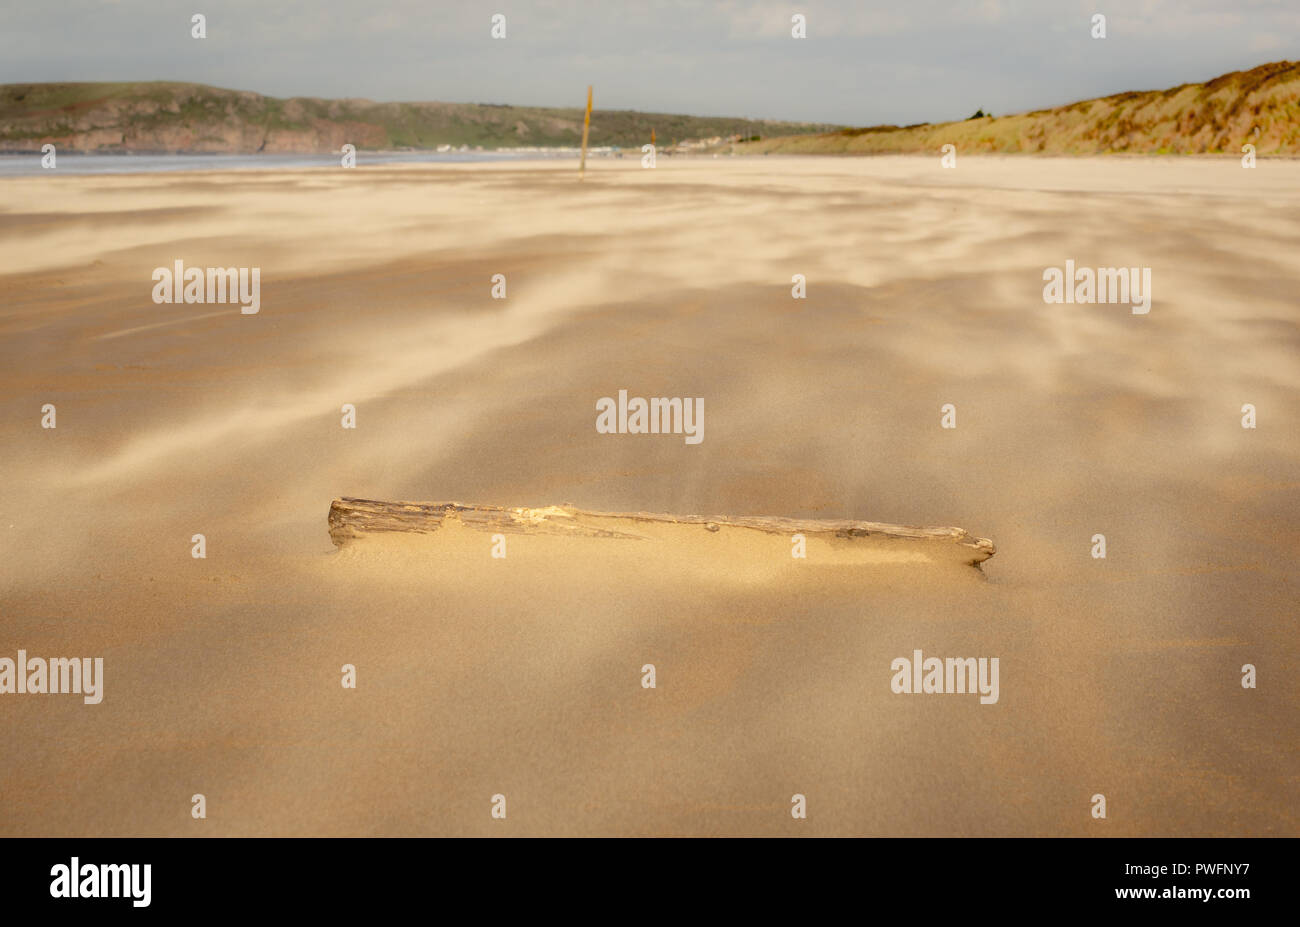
xmin=0 ymin=0 xmax=1296 ymax=125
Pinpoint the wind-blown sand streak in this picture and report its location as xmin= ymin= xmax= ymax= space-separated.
xmin=0 ymin=157 xmax=1296 ymax=836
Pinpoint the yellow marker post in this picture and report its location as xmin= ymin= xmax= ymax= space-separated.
xmin=579 ymin=85 xmax=592 ymax=180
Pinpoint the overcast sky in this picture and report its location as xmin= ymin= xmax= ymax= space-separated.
xmin=2 ymin=1 xmax=1297 ymax=125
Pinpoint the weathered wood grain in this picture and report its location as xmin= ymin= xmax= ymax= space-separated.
xmin=328 ymin=497 xmax=996 ymax=564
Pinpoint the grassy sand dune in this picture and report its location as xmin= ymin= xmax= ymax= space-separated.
xmin=745 ymin=60 xmax=1300 ymax=155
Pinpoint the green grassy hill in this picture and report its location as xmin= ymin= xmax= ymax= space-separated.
xmin=0 ymin=81 xmax=837 ymax=153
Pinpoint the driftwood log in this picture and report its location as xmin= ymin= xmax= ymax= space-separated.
xmin=328 ymin=498 xmax=995 ymax=565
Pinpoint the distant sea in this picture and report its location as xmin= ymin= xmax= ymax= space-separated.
xmin=0 ymin=150 xmax=586 ymax=176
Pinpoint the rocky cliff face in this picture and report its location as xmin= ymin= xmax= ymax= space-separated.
xmin=1 ymin=85 xmax=393 ymax=152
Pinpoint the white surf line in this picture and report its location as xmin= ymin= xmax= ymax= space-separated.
xmin=92 ymin=308 xmax=239 ymax=341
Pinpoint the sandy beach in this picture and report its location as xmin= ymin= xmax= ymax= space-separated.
xmin=0 ymin=155 xmax=1296 ymax=836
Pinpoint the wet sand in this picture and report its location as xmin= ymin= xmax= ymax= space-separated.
xmin=0 ymin=156 xmax=1296 ymax=835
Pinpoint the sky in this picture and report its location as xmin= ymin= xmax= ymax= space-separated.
xmin=2 ymin=0 xmax=1298 ymax=125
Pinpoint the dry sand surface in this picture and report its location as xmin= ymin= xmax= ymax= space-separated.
xmin=1 ymin=155 xmax=1297 ymax=836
